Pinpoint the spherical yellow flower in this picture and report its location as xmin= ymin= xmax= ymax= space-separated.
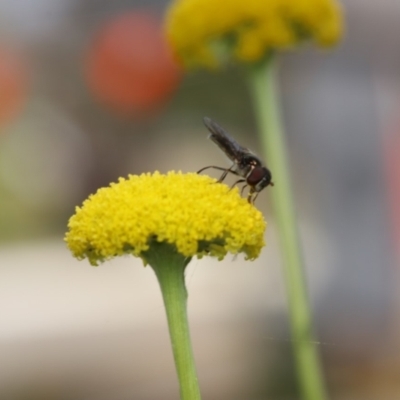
xmin=65 ymin=171 xmax=266 ymax=266
xmin=166 ymin=0 xmax=343 ymax=67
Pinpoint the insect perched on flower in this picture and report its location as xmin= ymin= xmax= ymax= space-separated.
xmin=198 ymin=117 xmax=273 ymax=203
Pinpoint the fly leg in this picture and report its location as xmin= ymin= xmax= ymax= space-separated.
xmin=217 ymin=164 xmax=238 ymax=183
xmin=229 ymin=179 xmax=246 ymax=191
xmin=197 ymin=165 xmax=240 ymax=183
xmin=247 ymin=187 xmax=257 ymax=203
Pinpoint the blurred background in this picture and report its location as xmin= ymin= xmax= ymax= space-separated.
xmin=0 ymin=0 xmax=399 ymax=399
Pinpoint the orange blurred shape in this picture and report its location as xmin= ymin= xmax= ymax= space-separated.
xmin=85 ymin=11 xmax=181 ymax=116
xmin=0 ymin=45 xmax=29 ymax=129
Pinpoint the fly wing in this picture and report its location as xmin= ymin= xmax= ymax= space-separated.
xmin=203 ymin=117 xmax=247 ymax=164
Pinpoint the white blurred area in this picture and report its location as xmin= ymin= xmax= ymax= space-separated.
xmin=0 ymin=237 xmax=284 ymax=399
xmin=0 ymin=219 xmax=342 ymax=399
xmin=0 ymin=0 xmax=400 ymax=399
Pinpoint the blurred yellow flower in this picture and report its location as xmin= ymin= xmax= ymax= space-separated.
xmin=65 ymin=171 xmax=266 ymax=266
xmin=166 ymin=0 xmax=343 ymax=67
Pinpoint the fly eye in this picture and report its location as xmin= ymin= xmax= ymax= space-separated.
xmin=247 ymin=166 xmax=268 ymax=185
xmin=248 ymin=167 xmax=273 ymax=191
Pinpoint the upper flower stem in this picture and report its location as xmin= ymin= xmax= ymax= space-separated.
xmin=247 ymin=56 xmax=327 ymax=400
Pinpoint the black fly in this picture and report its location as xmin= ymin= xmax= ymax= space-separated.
xmin=198 ymin=117 xmax=273 ymax=203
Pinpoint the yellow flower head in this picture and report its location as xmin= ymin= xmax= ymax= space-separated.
xmin=166 ymin=0 xmax=343 ymax=67
xmin=65 ymin=171 xmax=266 ymax=266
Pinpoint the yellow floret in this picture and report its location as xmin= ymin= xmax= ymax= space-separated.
xmin=65 ymin=172 xmax=266 ymax=266
xmin=165 ymin=0 xmax=343 ymax=67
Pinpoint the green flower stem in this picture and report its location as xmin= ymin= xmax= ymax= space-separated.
xmin=247 ymin=58 xmax=327 ymax=400
xmin=145 ymin=242 xmax=201 ymax=400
